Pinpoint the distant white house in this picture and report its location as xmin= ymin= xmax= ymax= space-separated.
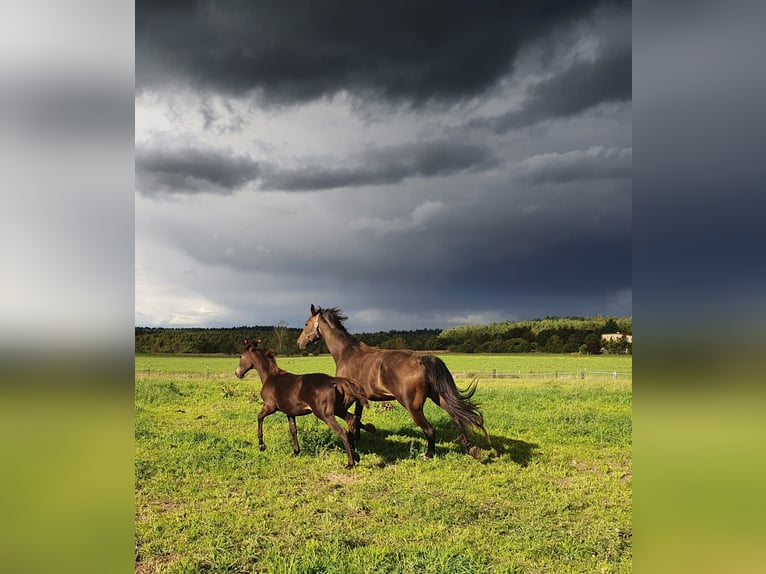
xmin=601 ymin=332 xmax=632 ymax=343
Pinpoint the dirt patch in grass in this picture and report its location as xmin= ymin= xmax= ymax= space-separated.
xmin=135 ymin=499 xmax=183 ymax=523
xmin=326 ymin=471 xmax=359 ymax=485
xmin=135 ymin=552 xmax=180 ymax=574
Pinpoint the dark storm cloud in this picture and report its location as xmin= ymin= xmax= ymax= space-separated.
xmin=261 ymin=140 xmax=499 ymax=191
xmin=136 ymin=0 xmax=623 ymax=106
xmin=472 ymin=49 xmax=632 ymax=133
xmin=135 ymin=0 xmax=633 ymax=329
xmin=136 ymin=145 xmax=260 ymax=195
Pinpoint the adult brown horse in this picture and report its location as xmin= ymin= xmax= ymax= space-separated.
xmin=297 ymin=305 xmax=489 ymax=460
xmin=235 ymin=338 xmax=368 ymax=468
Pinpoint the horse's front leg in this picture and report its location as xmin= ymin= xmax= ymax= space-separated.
xmin=288 ymin=415 xmax=300 ymax=455
xmin=353 ymin=401 xmax=363 ymax=441
xmin=352 ymin=401 xmax=377 ymax=438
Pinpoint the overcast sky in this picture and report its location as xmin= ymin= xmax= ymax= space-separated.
xmin=135 ymin=0 xmax=631 ymax=332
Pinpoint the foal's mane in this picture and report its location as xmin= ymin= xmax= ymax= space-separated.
xmin=262 ymin=349 xmax=285 ymax=375
xmin=245 ymin=341 xmax=284 ymax=375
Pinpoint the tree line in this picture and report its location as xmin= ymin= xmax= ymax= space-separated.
xmin=135 ymin=316 xmax=631 ymax=355
xmin=437 ymin=316 xmax=632 ymax=354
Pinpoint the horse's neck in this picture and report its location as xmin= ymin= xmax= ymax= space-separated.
xmin=321 ymin=320 xmax=358 ymax=362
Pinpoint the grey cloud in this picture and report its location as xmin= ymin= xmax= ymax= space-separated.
xmin=136 ymin=145 xmax=260 ymax=195
xmin=138 ymin=149 xmax=631 ymax=329
xmin=520 ymin=146 xmax=632 ymax=185
xmin=261 ymin=140 xmax=499 ymax=191
xmin=137 ymin=0 xmax=621 ymax=106
xmin=136 ymin=139 xmax=498 ymax=196
xmin=199 ymin=98 xmax=246 ymax=134
xmin=158 ymin=171 xmax=630 ymax=302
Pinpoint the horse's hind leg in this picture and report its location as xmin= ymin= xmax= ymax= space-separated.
xmin=455 ymin=421 xmax=481 ymax=460
xmin=429 ymin=388 xmax=485 ymax=459
xmin=409 ymin=408 xmax=436 ymax=459
xmin=288 ymin=416 xmax=300 ymax=455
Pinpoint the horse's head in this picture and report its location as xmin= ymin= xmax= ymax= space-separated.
xmin=235 ymin=338 xmax=261 ymax=378
xmin=297 ymin=304 xmax=322 ymax=349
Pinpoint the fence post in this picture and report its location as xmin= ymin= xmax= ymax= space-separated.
xmin=613 ymin=370 xmax=617 ymax=380
xmin=492 ymin=368 xmax=496 ymax=378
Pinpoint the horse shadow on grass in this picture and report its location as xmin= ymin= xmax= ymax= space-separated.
xmin=355 ymin=419 xmax=538 ymax=467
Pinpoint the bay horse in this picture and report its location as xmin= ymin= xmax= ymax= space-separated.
xmin=297 ymin=305 xmax=489 ymax=460
xmin=235 ymin=338 xmax=368 ymax=468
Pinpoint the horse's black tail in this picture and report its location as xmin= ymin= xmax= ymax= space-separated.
xmin=333 ymin=377 xmax=369 ymax=409
xmin=421 ymin=355 xmax=489 ymax=441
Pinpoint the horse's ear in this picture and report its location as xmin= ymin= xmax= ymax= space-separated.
xmin=311 ymin=304 xmax=318 ymax=315
xmin=254 ymin=339 xmax=261 ymax=347
xmin=243 ymin=338 xmax=248 ymax=346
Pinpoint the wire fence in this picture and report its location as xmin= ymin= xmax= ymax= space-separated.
xmin=136 ymin=366 xmax=631 ymax=381
xmin=453 ymin=369 xmax=631 ymax=380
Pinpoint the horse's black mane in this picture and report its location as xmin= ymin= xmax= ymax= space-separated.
xmin=321 ymin=307 xmax=351 ymax=335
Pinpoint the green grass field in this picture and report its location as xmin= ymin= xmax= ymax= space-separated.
xmin=136 ymin=353 xmax=632 ymax=573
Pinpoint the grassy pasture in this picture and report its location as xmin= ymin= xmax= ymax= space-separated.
xmin=136 ymin=353 xmax=632 ymax=573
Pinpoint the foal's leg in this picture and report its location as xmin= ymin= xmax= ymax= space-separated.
xmin=343 ymin=410 xmax=357 ymax=437
xmin=318 ymin=413 xmax=357 ymax=469
xmin=257 ymin=404 xmax=277 ymax=451
xmin=341 ymin=408 xmax=361 ymax=463
xmin=288 ymin=415 xmax=300 ymax=455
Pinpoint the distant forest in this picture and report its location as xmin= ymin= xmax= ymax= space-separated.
xmin=135 ymin=316 xmax=632 ymax=355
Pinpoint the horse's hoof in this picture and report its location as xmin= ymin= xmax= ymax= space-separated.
xmin=345 ymin=463 xmax=355 ymax=469
xmin=259 ymin=444 xmax=266 ymax=451
xmin=469 ymin=446 xmax=482 ymax=460
xmin=364 ymin=423 xmax=377 ymax=433
xmin=292 ymin=451 xmax=300 ymax=456
xmin=420 ymin=452 xmax=434 ymax=460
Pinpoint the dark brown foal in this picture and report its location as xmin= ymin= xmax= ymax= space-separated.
xmin=235 ymin=339 xmax=368 ymax=468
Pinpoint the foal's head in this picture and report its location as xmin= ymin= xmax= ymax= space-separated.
xmin=235 ymin=338 xmax=262 ymax=379
xmin=236 ymin=339 xmax=281 ymax=379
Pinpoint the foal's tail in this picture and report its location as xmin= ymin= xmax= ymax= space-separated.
xmin=421 ymin=355 xmax=489 ymax=442
xmin=333 ymin=377 xmax=369 ymax=409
